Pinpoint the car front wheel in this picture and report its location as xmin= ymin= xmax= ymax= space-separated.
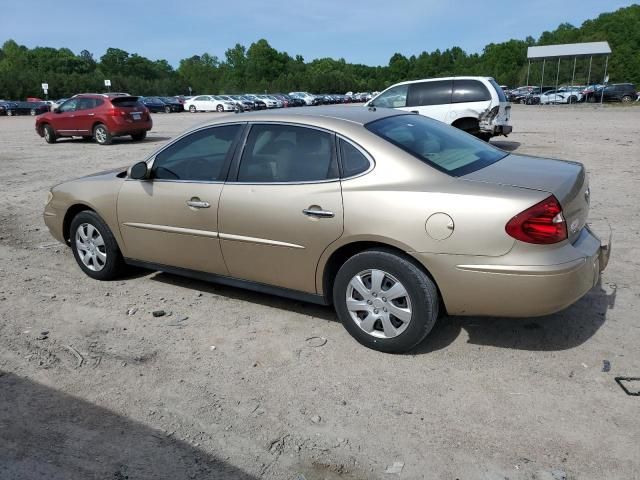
xmin=94 ymin=124 xmax=112 ymax=145
xmin=189 ymin=105 xmax=196 ymax=113
xmin=216 ymin=104 xmax=224 ymax=112
xmin=333 ymin=250 xmax=439 ymax=353
xmin=43 ymin=124 xmax=57 ymax=144
xmin=70 ymin=210 xmax=125 ymax=280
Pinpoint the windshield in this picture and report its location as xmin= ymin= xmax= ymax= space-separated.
xmin=365 ymin=114 xmax=508 ymax=176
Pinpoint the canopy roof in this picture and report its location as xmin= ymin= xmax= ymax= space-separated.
xmin=527 ymin=42 xmax=611 ymax=59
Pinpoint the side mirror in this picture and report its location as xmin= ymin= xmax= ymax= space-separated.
xmin=129 ymin=161 xmax=149 ymax=180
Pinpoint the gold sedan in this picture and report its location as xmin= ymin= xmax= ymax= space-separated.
xmin=43 ymin=106 xmax=610 ymax=353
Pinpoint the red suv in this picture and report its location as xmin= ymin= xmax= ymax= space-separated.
xmin=35 ymin=94 xmax=152 ymax=145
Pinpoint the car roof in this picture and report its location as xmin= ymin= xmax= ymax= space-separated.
xmin=388 ymin=76 xmax=495 ymax=87
xmin=200 ymin=106 xmax=409 ymax=127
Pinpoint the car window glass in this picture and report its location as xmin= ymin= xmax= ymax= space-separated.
xmin=373 ymin=85 xmax=408 ymax=108
xmin=59 ymin=99 xmax=79 ymax=112
xmin=238 ymin=124 xmax=337 ymax=183
xmin=366 ymin=114 xmax=507 ymax=176
xmin=152 ymin=125 xmax=241 ymax=182
xmin=452 ymin=80 xmax=491 ymax=103
xmin=407 ymin=80 xmax=452 ymax=107
xmin=339 ymin=139 xmax=370 ymax=177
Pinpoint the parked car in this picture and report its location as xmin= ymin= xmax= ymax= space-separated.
xmin=218 ymin=95 xmax=249 ymax=111
xmin=43 ymin=106 xmax=609 ymax=353
xmin=139 ymin=96 xmax=167 ymax=113
xmin=184 ymin=95 xmax=236 ymax=113
xmin=159 ymin=97 xmax=183 ymax=113
xmin=583 ymin=83 xmax=637 ymax=103
xmin=4 ymin=101 xmax=50 ymax=116
xmin=251 ymin=95 xmax=278 ymax=109
xmin=0 ymin=101 xmax=15 ymax=115
xmin=368 ymin=76 xmax=512 ymax=139
xmin=228 ymin=95 xmax=256 ymax=111
xmin=289 ymin=92 xmax=317 ymax=106
xmin=35 ymin=94 xmax=152 ymax=145
xmin=239 ymin=95 xmax=266 ymax=110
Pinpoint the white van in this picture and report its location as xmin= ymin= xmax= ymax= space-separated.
xmin=366 ymin=76 xmax=512 ymax=139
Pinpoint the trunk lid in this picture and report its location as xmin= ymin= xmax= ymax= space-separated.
xmin=463 ymin=154 xmax=589 ymax=243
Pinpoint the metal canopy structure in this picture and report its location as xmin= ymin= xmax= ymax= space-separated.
xmin=525 ymin=41 xmax=612 ymax=104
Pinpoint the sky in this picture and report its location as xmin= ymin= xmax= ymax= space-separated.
xmin=1 ymin=0 xmax=635 ymax=66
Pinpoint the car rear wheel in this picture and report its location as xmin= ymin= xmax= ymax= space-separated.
xmin=164 ymin=105 xmax=171 ymax=113
xmin=6 ymin=110 xmax=13 ymax=116
xmin=70 ymin=211 xmax=125 ymax=280
xmin=216 ymin=104 xmax=224 ymax=112
xmin=30 ymin=109 xmax=36 ymax=116
xmin=131 ymin=131 xmax=147 ymax=141
xmin=621 ymin=95 xmax=633 ymax=103
xmin=93 ymin=124 xmax=112 ymax=145
xmin=43 ymin=124 xmax=57 ymax=144
xmin=333 ymin=250 xmax=439 ymax=353
xmin=189 ymin=105 xmax=196 ymax=113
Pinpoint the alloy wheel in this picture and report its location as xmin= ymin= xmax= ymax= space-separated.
xmin=346 ymin=269 xmax=412 ymax=339
xmin=75 ymin=223 xmax=107 ymax=271
xmin=94 ymin=127 xmax=107 ymax=144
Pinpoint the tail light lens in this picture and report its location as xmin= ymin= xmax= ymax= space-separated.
xmin=505 ymin=195 xmax=567 ymax=244
xmin=108 ymin=108 xmax=127 ymax=117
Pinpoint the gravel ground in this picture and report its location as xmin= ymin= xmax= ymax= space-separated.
xmin=0 ymin=104 xmax=639 ymax=480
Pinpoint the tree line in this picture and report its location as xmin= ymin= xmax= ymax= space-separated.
xmin=0 ymin=4 xmax=638 ymax=100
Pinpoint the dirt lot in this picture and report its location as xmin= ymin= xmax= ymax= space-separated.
xmin=0 ymin=104 xmax=639 ymax=480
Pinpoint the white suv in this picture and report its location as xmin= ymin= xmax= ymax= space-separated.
xmin=366 ymin=76 xmax=512 ymax=139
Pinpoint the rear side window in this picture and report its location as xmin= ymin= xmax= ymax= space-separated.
xmin=452 ymin=80 xmax=491 ymax=103
xmin=339 ymin=139 xmax=371 ymax=177
xmin=238 ymin=124 xmax=338 ymax=183
xmin=152 ymin=125 xmax=241 ymax=181
xmin=407 ymin=80 xmax=452 ymax=107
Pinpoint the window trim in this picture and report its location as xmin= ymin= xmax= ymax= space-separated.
xmin=336 ymin=135 xmax=375 ymax=180
xmin=129 ymin=122 xmax=247 ymax=184
xmin=226 ymin=121 xmax=341 ymax=185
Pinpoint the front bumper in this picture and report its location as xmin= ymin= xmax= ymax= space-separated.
xmin=411 ymin=225 xmax=611 ymax=317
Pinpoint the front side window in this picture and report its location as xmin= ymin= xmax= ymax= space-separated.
xmin=407 ymin=80 xmax=452 ymax=107
xmin=238 ymin=124 xmax=337 ymax=183
xmin=372 ymin=84 xmax=408 ymax=108
xmin=452 ymin=80 xmax=492 ymax=103
xmin=365 ymin=114 xmax=507 ymax=176
xmin=152 ymin=125 xmax=241 ymax=181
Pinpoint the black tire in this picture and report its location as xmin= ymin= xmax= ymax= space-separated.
xmin=333 ymin=249 xmax=439 ymax=353
xmin=621 ymin=95 xmax=632 ymax=103
xmin=43 ymin=124 xmax=57 ymax=144
xmin=568 ymin=96 xmax=577 ymax=104
xmin=93 ymin=123 xmax=113 ymax=145
xmin=69 ymin=210 xmax=125 ymax=281
xmin=476 ymin=132 xmax=492 ymax=142
xmin=216 ymin=104 xmax=224 ymax=112
xmin=189 ymin=105 xmax=197 ymax=113
xmin=131 ymin=131 xmax=147 ymax=141
xmin=30 ymin=109 xmax=36 ymax=116
xmin=164 ymin=105 xmax=171 ymax=113
xmin=7 ymin=109 xmax=13 ymax=116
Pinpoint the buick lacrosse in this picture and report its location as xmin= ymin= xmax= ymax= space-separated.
xmin=44 ymin=106 xmax=610 ymax=352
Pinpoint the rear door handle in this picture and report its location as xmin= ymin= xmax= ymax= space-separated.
xmin=186 ymin=199 xmax=210 ymax=209
xmin=303 ymin=208 xmax=334 ymax=218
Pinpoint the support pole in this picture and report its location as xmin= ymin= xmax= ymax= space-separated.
xmin=526 ymin=60 xmax=531 ymax=87
xmin=554 ymin=57 xmax=561 ymax=105
xmin=540 ymin=59 xmax=546 ymax=106
xmin=601 ymin=55 xmax=609 ymax=105
xmin=570 ymin=57 xmax=577 ymax=104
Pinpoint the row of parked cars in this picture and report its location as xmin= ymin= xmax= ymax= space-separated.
xmin=507 ymin=83 xmax=638 ymax=104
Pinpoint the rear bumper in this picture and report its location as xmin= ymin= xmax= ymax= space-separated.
xmin=412 ymin=225 xmax=611 ymax=317
xmin=494 ymin=125 xmax=512 ymax=135
xmin=110 ymin=118 xmax=152 ymax=135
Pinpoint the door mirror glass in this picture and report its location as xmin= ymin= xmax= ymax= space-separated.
xmin=129 ymin=161 xmax=149 ymax=180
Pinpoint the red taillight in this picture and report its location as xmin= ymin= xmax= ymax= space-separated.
xmin=108 ymin=108 xmax=127 ymax=117
xmin=505 ymin=195 xmax=567 ymax=244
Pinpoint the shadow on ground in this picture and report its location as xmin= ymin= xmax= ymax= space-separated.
xmin=0 ymin=372 xmax=256 ymax=480
xmin=491 ymin=140 xmax=521 ymax=151
xmin=151 ymin=271 xmax=615 ymax=354
xmin=55 ymin=135 xmax=172 ymax=145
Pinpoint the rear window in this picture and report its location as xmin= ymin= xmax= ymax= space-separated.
xmin=111 ymin=96 xmax=142 ymax=108
xmin=365 ymin=114 xmax=507 ymax=176
xmin=489 ymin=79 xmax=507 ymax=102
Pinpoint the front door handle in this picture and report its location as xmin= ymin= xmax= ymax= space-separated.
xmin=303 ymin=207 xmax=334 ymax=218
xmin=186 ymin=198 xmax=210 ymax=209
